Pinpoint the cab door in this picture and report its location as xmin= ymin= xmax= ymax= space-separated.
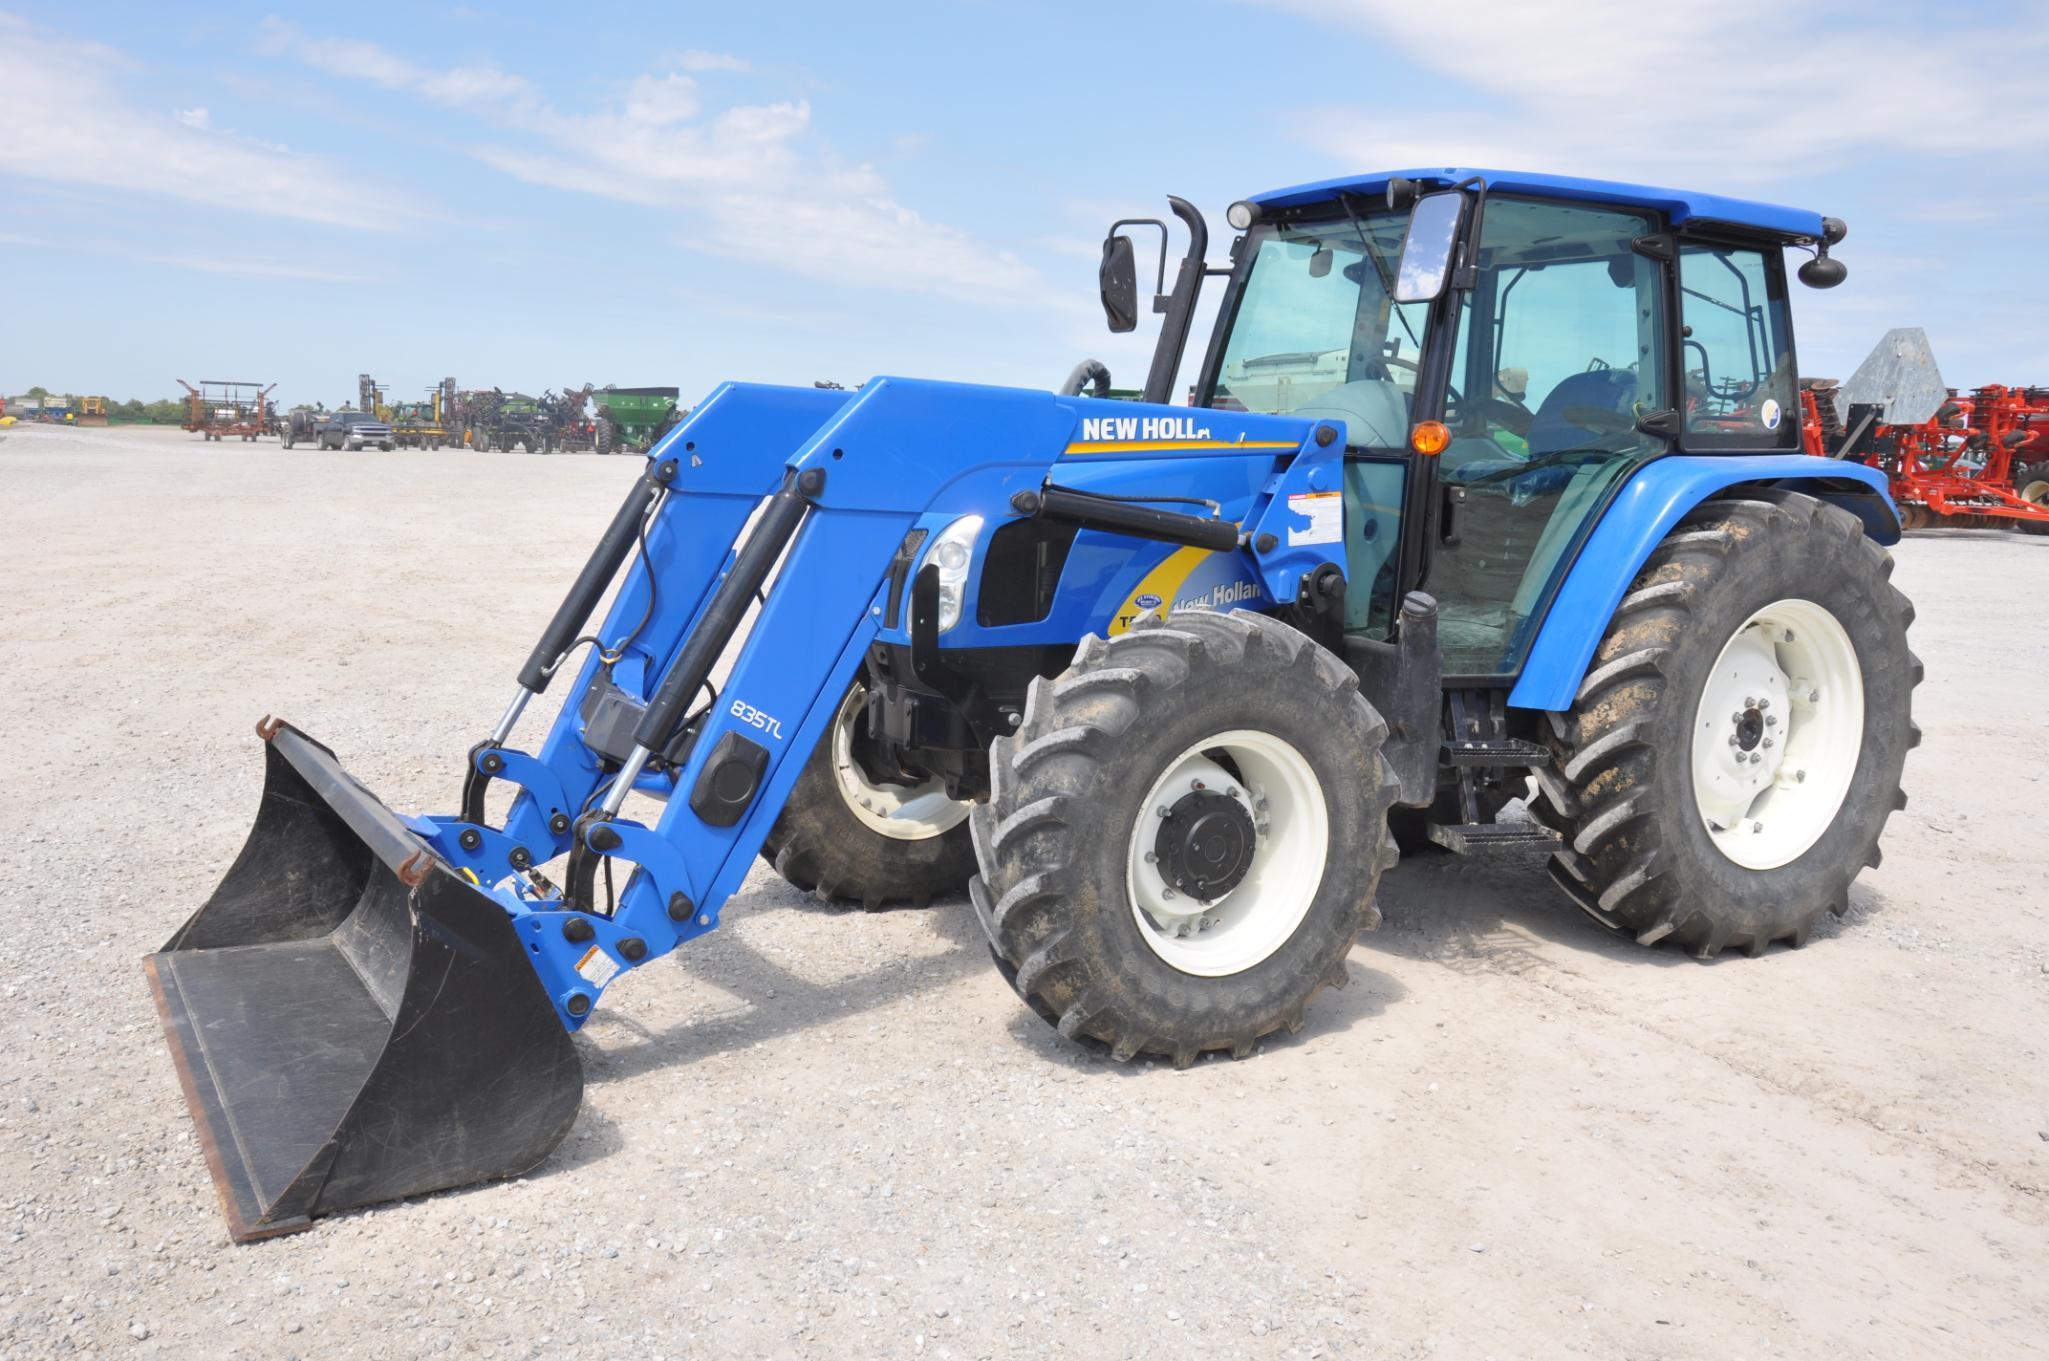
xmin=1423 ymin=196 xmax=1673 ymax=677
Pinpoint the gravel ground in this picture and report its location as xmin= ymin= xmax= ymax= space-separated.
xmin=1 ymin=422 xmax=2045 ymax=1361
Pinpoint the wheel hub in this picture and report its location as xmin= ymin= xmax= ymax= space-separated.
xmin=1733 ymin=706 xmax=1765 ymax=752
xmin=1153 ymin=788 xmax=1257 ymax=903
xmin=1690 ymin=599 xmax=1865 ymax=870
xmin=1126 ymin=734 xmax=1327 ymax=978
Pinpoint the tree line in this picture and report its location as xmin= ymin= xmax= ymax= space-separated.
xmin=9 ymin=386 xmax=191 ymax=423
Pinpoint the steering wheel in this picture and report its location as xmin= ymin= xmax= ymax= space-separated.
xmin=1060 ymin=359 xmax=1112 ymax=398
xmin=1469 ymin=397 xmax=1534 ymax=437
xmin=1365 ymin=353 xmax=1470 ymax=424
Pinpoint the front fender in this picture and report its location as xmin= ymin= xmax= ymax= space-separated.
xmin=1507 ymin=456 xmax=1896 ymax=713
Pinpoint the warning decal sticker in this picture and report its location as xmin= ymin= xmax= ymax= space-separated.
xmin=575 ymin=945 xmax=620 ymax=989
xmin=1286 ymin=491 xmax=1342 ymax=547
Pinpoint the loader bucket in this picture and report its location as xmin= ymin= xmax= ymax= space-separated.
xmin=144 ymin=721 xmax=582 ymax=1241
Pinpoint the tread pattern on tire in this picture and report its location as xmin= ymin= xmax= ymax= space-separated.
xmin=971 ymin=610 xmax=1400 ymax=1067
xmin=1530 ymin=489 xmax=1920 ymax=959
xmin=757 ymin=686 xmax=976 ymax=912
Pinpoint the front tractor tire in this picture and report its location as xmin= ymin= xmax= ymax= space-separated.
xmin=1535 ymin=490 xmax=1920 ymax=958
xmin=759 ymin=682 xmax=977 ymax=910
xmin=973 ymin=611 xmax=1399 ymax=1067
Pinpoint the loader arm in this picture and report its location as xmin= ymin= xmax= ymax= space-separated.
xmin=461 ymin=378 xmax=1338 ymax=1021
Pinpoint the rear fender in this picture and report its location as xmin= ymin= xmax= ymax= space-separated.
xmin=1507 ymin=455 xmax=1896 ymax=713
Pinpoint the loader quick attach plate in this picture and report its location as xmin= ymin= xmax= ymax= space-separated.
xmin=144 ymin=722 xmax=583 ymax=1241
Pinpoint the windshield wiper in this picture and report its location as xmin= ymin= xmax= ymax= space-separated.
xmin=1336 ymin=192 xmax=1419 ymax=352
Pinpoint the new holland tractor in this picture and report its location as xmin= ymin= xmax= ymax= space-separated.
xmin=147 ymin=168 xmax=1917 ymax=1240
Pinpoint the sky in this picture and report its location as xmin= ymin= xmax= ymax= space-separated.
xmin=3 ymin=0 xmax=2046 ymax=409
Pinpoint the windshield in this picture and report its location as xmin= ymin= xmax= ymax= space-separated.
xmin=1205 ymin=204 xmax=1431 ymax=450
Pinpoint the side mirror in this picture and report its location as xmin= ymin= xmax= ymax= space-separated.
xmin=1392 ymin=192 xmax=1467 ymax=303
xmin=1099 ymin=234 xmax=1139 ymax=333
xmin=1798 ymin=253 xmax=1847 ymax=288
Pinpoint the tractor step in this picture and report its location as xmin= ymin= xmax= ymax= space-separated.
xmin=1426 ymin=819 xmax=1563 ymax=856
xmin=1440 ymin=737 xmax=1551 ymax=768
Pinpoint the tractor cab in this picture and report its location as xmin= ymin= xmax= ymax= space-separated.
xmin=1108 ymin=170 xmax=1847 ymax=676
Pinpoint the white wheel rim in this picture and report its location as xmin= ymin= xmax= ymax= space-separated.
xmin=2020 ymin=474 xmax=2049 ymax=505
xmin=830 ymin=687 xmax=971 ymax=841
xmin=1690 ymin=598 xmax=1864 ymax=870
xmin=1125 ymin=729 xmax=1328 ymax=977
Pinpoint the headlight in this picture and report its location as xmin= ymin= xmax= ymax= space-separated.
xmin=924 ymin=515 xmax=983 ymax=633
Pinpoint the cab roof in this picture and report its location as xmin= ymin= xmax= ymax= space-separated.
xmin=1250 ymin=168 xmax=1825 ymax=242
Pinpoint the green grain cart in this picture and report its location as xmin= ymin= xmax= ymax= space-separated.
xmin=590 ymin=386 xmax=682 ymax=455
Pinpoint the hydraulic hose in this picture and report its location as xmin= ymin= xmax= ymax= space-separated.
xmin=517 ymin=471 xmax=667 ymax=693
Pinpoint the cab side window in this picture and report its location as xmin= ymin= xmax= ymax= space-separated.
xmin=1679 ymin=245 xmax=1795 ymax=445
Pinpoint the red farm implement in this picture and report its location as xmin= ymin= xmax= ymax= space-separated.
xmin=1802 ymin=330 xmax=2049 ymax=531
xmin=179 ymin=380 xmax=276 ymax=443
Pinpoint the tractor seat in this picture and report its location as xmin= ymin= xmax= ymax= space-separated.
xmin=1526 ymin=369 xmax=1637 ymax=455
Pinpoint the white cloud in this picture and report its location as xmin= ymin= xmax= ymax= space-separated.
xmin=258 ymin=18 xmax=535 ymax=113
xmin=675 ymin=50 xmax=750 ymax=74
xmin=132 ymin=250 xmax=356 ymax=283
xmin=265 ymin=24 xmax=1043 ymax=304
xmin=0 ymin=13 xmax=409 ymax=230
xmin=1250 ymin=0 xmax=2049 ymax=185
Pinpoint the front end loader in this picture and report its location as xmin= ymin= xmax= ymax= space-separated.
xmin=150 ymin=169 xmax=1918 ymax=1240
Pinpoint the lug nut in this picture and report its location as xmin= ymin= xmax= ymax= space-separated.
xmin=1158 ymin=805 xmax=1172 ymax=818
xmin=1144 ymin=851 xmax=1157 ymax=864
xmin=1744 ymin=696 xmax=1756 ymax=707
xmin=1752 ymin=821 xmax=1764 ymax=833
xmin=1765 ymin=714 xmax=1778 ymax=727
xmin=1759 ymin=698 xmax=1770 ymax=711
xmin=1795 ymin=769 xmax=1807 ymax=783
xmin=1192 ymin=779 xmax=1206 ymax=791
xmin=1762 ymin=737 xmax=1774 ymax=748
xmin=1809 ymin=689 xmax=1821 ymax=702
xmin=1784 ymin=629 xmax=1796 ymax=642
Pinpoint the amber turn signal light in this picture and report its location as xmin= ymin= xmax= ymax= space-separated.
xmin=1409 ymin=420 xmax=1450 ymax=456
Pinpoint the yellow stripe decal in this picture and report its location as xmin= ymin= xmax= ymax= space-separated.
xmin=1107 ymin=545 xmax=1212 ymax=637
xmin=1063 ymin=439 xmax=1300 ymax=456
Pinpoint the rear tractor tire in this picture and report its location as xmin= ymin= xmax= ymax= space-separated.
xmin=973 ymin=611 xmax=1399 ymax=1066
xmin=1534 ymin=490 xmax=1920 ymax=959
xmin=759 ymin=681 xmax=977 ymax=910
xmin=2016 ymin=463 xmax=2049 ymax=535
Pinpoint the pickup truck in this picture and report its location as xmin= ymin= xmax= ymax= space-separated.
xmin=317 ymin=410 xmax=395 ymax=451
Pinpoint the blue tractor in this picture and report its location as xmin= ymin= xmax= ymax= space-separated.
xmin=147 ymin=169 xmax=1916 ymax=1240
